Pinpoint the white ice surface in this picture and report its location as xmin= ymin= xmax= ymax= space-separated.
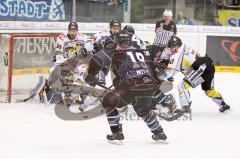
xmin=0 ymin=73 xmax=239 ymax=159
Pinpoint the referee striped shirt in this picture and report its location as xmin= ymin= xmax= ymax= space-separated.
xmin=153 ymin=28 xmax=174 ymax=47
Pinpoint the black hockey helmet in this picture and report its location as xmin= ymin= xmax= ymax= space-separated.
xmin=123 ymin=25 xmax=135 ymax=34
xmin=116 ymin=30 xmax=132 ymax=46
xmin=168 ymin=36 xmax=182 ymax=48
xmin=68 ymin=22 xmax=78 ymax=30
xmin=109 ymin=19 xmax=121 ymax=28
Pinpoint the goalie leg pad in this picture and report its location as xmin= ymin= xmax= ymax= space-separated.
xmin=178 ymin=81 xmax=191 ymax=107
xmin=44 ymin=89 xmax=62 ymax=104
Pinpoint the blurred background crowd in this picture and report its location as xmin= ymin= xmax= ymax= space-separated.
xmin=0 ymin=0 xmax=239 ymax=27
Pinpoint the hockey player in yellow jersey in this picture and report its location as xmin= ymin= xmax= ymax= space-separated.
xmin=39 ymin=22 xmax=94 ymax=107
xmin=158 ymin=36 xmax=231 ymax=114
xmin=52 ymin=22 xmax=93 ymax=71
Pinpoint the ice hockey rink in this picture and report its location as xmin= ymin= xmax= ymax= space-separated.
xmin=0 ymin=72 xmax=239 ymax=159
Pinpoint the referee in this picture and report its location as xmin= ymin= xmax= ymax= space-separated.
xmin=150 ymin=10 xmax=177 ymax=61
xmin=155 ymin=10 xmax=177 ymax=34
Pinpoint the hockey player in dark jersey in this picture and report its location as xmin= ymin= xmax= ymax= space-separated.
xmin=85 ymin=30 xmax=167 ymax=142
xmin=122 ymin=25 xmax=146 ymax=50
xmin=90 ymin=19 xmax=122 ymax=85
xmin=91 ymin=19 xmax=121 ymax=53
xmin=120 ymin=26 xmax=176 ymax=114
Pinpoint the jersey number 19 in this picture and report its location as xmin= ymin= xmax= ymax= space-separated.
xmin=127 ymin=51 xmax=148 ymax=69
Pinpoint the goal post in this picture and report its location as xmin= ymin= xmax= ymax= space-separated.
xmin=0 ymin=33 xmax=59 ymax=103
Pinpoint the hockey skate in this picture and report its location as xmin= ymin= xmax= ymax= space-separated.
xmin=107 ymin=125 xmax=124 ymax=144
xmin=61 ymin=93 xmax=74 ymax=107
xmin=152 ymin=131 xmax=167 ymax=142
xmin=153 ymin=90 xmax=176 ymax=113
xmin=78 ymin=96 xmax=86 ymax=112
xmin=154 ymin=93 xmax=178 ymax=121
xmin=219 ymin=104 xmax=231 ymax=112
xmin=173 ymin=105 xmax=192 ymax=120
xmin=183 ymin=105 xmax=192 ymax=120
xmin=78 ymin=94 xmax=88 ymax=112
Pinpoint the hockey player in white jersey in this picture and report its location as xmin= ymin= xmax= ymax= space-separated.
xmin=157 ymin=36 xmax=231 ymax=115
xmin=39 ymin=22 xmax=94 ymax=107
xmin=52 ymin=22 xmax=93 ymax=71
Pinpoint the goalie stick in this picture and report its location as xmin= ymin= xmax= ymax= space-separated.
xmin=16 ymin=76 xmax=45 ymax=103
xmin=60 ymin=83 xmax=113 ymax=107
xmin=89 ymin=84 xmax=113 ymax=104
xmin=56 ymin=82 xmax=186 ymax=122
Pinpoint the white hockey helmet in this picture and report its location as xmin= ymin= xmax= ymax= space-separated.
xmin=163 ymin=10 xmax=173 ymax=17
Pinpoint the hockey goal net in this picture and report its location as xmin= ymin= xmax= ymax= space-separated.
xmin=0 ymin=33 xmax=59 ymax=103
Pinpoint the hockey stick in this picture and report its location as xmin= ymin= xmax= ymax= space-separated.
xmin=44 ymin=91 xmax=55 ymax=106
xmin=97 ymin=83 xmax=113 ymax=90
xmin=97 ymin=83 xmax=185 ymax=122
xmin=97 ymin=83 xmax=184 ymax=122
xmin=60 ymin=83 xmax=113 ymax=108
xmin=92 ymin=84 xmax=113 ymax=102
xmin=16 ymin=93 xmax=36 ymax=103
xmin=77 ymin=83 xmax=113 ymax=104
xmin=16 ymin=76 xmax=45 ymax=103
xmin=155 ymin=110 xmax=186 ymax=121
xmin=156 ymin=62 xmax=183 ymax=73
xmin=77 ymin=84 xmax=114 ymax=111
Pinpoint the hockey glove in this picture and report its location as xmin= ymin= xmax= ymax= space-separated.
xmin=85 ymin=74 xmax=98 ymax=87
xmin=167 ymin=77 xmax=174 ymax=82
